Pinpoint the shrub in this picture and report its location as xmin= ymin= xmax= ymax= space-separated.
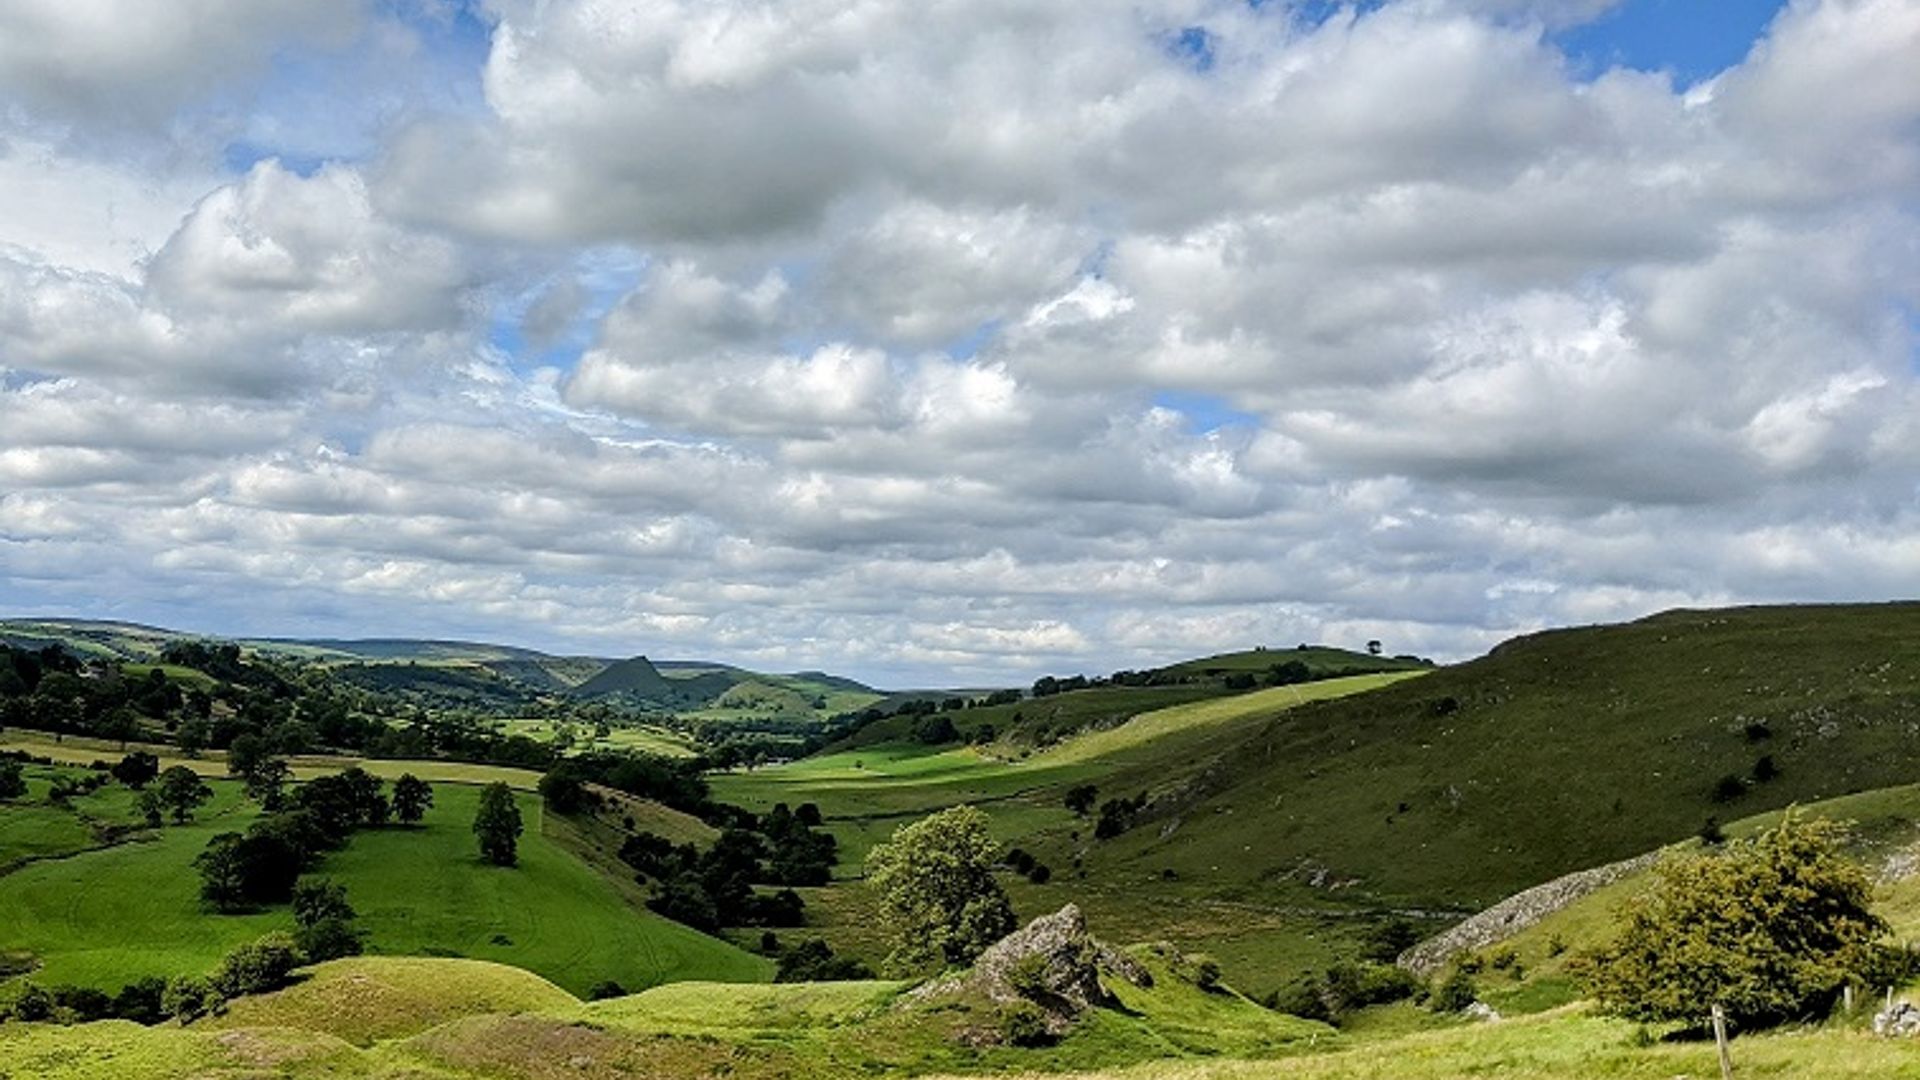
xmin=1431 ymin=969 xmax=1477 ymax=1013
xmin=587 ymin=980 xmax=627 ymax=1000
xmin=997 ymin=999 xmax=1052 ymax=1047
xmin=1176 ymin=952 xmax=1224 ymax=992
xmin=1698 ymin=817 xmax=1726 ymax=845
xmin=212 ymin=933 xmax=303 ymax=998
xmin=1006 ymin=952 xmax=1052 ymax=999
xmin=111 ymin=976 xmax=168 ymax=1025
xmin=1752 ymin=755 xmax=1780 ymax=783
xmin=775 ymin=938 xmax=874 ymax=982
xmin=1575 ymin=813 xmax=1887 ymax=1030
xmin=1710 ymin=773 xmax=1747 ymax=803
xmin=162 ymin=975 xmax=222 ymax=1021
xmin=0 ymin=759 xmax=24 ymax=800
xmin=1362 ymin=919 xmax=1421 ymax=963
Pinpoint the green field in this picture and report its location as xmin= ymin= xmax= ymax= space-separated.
xmin=0 ymin=777 xmax=767 ymax=996
xmin=493 ymin=717 xmax=697 ymax=758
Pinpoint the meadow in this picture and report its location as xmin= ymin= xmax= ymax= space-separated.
xmin=0 ymin=770 xmax=767 ymax=996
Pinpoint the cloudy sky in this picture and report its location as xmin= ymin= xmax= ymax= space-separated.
xmin=1 ymin=0 xmax=1916 ymax=685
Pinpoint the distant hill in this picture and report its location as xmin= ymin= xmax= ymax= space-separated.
xmin=0 ymin=617 xmax=883 ymax=727
xmin=573 ymin=655 xmax=679 ymax=699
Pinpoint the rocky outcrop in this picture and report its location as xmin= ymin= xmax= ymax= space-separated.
xmin=910 ymin=904 xmax=1152 ymax=1035
xmin=1399 ymin=852 xmax=1659 ymax=975
xmin=1875 ymin=1000 xmax=1920 ymax=1037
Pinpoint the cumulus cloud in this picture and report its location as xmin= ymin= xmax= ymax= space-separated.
xmin=0 ymin=0 xmax=364 ymax=128
xmin=3 ymin=0 xmax=1919 ymax=684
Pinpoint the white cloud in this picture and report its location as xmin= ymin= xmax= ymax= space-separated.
xmin=4 ymin=0 xmax=1920 ymax=684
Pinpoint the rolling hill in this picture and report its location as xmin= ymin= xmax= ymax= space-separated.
xmin=0 ymin=617 xmax=883 ymax=729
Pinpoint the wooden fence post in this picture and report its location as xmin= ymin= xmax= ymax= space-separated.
xmin=1711 ymin=1003 xmax=1733 ymax=1080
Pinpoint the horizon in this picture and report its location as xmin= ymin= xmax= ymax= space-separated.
xmin=4 ymin=0 xmax=1918 ymax=686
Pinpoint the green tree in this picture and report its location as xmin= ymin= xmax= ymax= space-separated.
xmin=154 ymin=765 xmax=213 ymax=823
xmin=212 ymin=932 xmax=303 ymax=997
xmin=473 ymin=782 xmax=523 ymax=866
xmin=0 ymin=759 xmax=24 ymax=800
xmin=110 ymin=751 xmax=160 ymax=789
xmin=1576 ymin=813 xmax=1891 ymax=1030
xmin=391 ymin=773 xmax=433 ymax=824
xmin=292 ymin=878 xmax=364 ymax=961
xmin=865 ymin=805 xmax=1016 ymax=973
xmin=1063 ymin=783 xmax=1098 ymax=816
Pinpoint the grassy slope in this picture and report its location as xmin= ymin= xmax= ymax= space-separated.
xmin=715 ymin=675 xmax=1423 ymax=990
xmin=4 ymin=950 xmax=1913 ymax=1079
xmin=1086 ymin=603 xmax=1920 ymax=912
xmin=0 ymin=779 xmax=766 ymax=995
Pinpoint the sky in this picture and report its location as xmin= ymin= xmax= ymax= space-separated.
xmin=1 ymin=0 xmax=1917 ymax=687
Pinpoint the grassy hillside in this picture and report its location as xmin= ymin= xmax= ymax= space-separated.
xmin=1076 ymin=603 xmax=1920 ymax=915
xmin=2 ymin=940 xmax=1914 ymax=1079
xmin=0 ymin=776 xmax=767 ymax=995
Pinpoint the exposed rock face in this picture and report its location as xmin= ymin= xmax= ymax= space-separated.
xmin=1464 ymin=1001 xmax=1502 ymax=1023
xmin=910 ymin=904 xmax=1152 ymax=1036
xmin=1875 ymin=1000 xmax=1920 ymax=1037
xmin=974 ymin=904 xmax=1111 ymax=1013
xmin=1399 ymin=852 xmax=1659 ymax=975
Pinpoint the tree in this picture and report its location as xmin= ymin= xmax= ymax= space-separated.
xmin=865 ymin=805 xmax=1016 ymax=974
xmin=195 ymin=833 xmax=252 ymax=911
xmin=212 ymin=932 xmax=303 ymax=997
xmin=1063 ymin=784 xmax=1098 ymax=816
xmin=1366 ymin=639 xmax=1383 ymax=656
xmin=0 ymin=759 xmax=24 ymax=800
xmin=391 ymin=773 xmax=433 ymax=824
xmin=473 ymin=782 xmax=523 ymax=866
xmin=538 ymin=767 xmax=592 ymax=815
xmin=292 ymin=878 xmax=364 ymax=961
xmin=154 ymin=765 xmax=213 ymax=823
xmin=241 ymin=757 xmax=293 ymax=809
xmin=110 ymin=751 xmax=160 ymax=789
xmin=1576 ymin=814 xmax=1893 ymax=1030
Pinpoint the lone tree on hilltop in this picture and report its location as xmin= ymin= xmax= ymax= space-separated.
xmin=391 ymin=773 xmax=433 ymax=824
xmin=866 ymin=804 xmax=1016 ymax=974
xmin=473 ymin=782 xmax=523 ymax=866
xmin=1576 ymin=813 xmax=1901 ymax=1031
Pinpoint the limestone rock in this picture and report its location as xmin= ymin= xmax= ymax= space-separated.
xmin=1874 ymin=1000 xmax=1920 ymax=1037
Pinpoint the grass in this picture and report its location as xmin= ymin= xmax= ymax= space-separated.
xmin=203 ymin=956 xmax=578 ymax=1045
xmin=494 ymin=717 xmax=697 ymax=758
xmin=0 ymin=778 xmax=768 ymax=996
xmin=712 ymin=675 xmax=1422 ymax=990
xmin=0 ymin=729 xmax=547 ymax=788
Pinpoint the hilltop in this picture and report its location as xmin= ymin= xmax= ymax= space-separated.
xmin=0 ymin=617 xmax=883 ymax=736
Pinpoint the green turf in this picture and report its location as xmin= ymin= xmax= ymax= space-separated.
xmin=0 ymin=779 xmax=768 ymax=996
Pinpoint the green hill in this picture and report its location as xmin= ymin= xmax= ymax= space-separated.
xmin=714 ymin=604 xmax=1920 ymax=998
xmin=0 ymin=774 xmax=767 ymax=996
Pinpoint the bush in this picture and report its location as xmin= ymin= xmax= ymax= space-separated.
xmin=775 ymin=938 xmax=874 ymax=982
xmin=111 ymin=976 xmax=168 ymax=1025
xmin=997 ymin=999 xmax=1052 ymax=1047
xmin=162 ymin=974 xmax=222 ymax=1021
xmin=1431 ymin=969 xmax=1477 ymax=1013
xmin=1575 ymin=814 xmax=1888 ymax=1029
xmin=1006 ymin=952 xmax=1052 ymax=999
xmin=212 ymin=933 xmax=303 ymax=997
xmin=1710 ymin=773 xmax=1747 ymax=803
xmin=1176 ymin=952 xmax=1224 ymax=992
xmin=587 ymin=980 xmax=627 ymax=1000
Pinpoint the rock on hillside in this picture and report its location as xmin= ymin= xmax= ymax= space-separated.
xmin=1399 ymin=851 xmax=1658 ymax=975
xmin=913 ymin=905 xmax=1152 ymax=1034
